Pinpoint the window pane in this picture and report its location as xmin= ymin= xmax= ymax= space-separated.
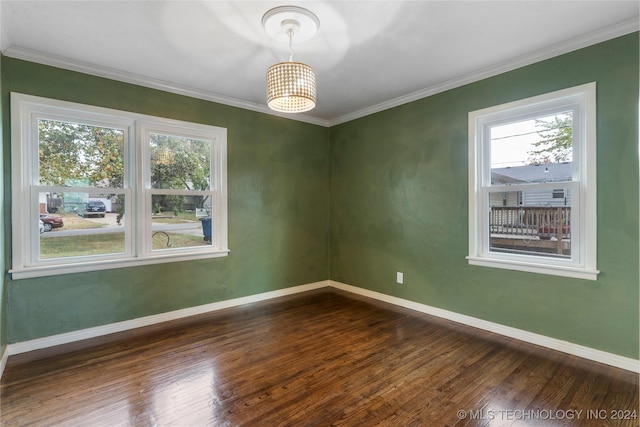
xmin=39 ymin=191 xmax=125 ymax=259
xmin=489 ymin=190 xmax=571 ymax=259
xmin=150 ymin=194 xmax=212 ymax=250
xmin=490 ymin=113 xmax=573 ymax=184
xmin=150 ymin=133 xmax=211 ymax=190
xmin=38 ymin=119 xmax=124 ymax=188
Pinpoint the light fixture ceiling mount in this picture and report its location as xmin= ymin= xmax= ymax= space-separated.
xmin=263 ymin=6 xmax=319 ymax=113
xmin=262 ymin=6 xmax=319 ymax=43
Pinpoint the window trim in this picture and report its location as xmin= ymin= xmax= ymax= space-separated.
xmin=10 ymin=93 xmax=228 ymax=279
xmin=138 ymin=121 xmax=227 ymax=258
xmin=467 ymin=83 xmax=598 ymax=280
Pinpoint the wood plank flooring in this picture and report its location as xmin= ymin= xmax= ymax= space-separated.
xmin=1 ymin=288 xmax=638 ymax=426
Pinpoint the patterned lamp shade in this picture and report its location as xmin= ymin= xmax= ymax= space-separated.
xmin=266 ymin=61 xmax=316 ymax=113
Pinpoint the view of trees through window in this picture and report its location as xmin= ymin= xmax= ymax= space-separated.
xmin=38 ymin=119 xmax=124 ymax=187
xmin=150 ymin=133 xmax=211 ymax=190
xmin=37 ymin=121 xmax=214 ymax=260
xmin=527 ymin=114 xmax=572 ymax=165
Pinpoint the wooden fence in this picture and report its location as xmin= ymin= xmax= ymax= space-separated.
xmin=490 ymin=206 xmax=571 ymax=255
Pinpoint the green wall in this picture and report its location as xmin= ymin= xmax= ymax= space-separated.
xmin=329 ymin=33 xmax=639 ymax=359
xmin=3 ymin=33 xmax=638 ymax=361
xmin=2 ymin=58 xmax=330 ymax=342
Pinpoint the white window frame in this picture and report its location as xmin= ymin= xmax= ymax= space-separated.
xmin=467 ymin=83 xmax=598 ymax=280
xmin=10 ymin=93 xmax=228 ymax=279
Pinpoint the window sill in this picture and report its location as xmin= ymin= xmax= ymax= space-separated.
xmin=10 ymin=250 xmax=230 ymax=280
xmin=466 ymin=256 xmax=599 ymax=281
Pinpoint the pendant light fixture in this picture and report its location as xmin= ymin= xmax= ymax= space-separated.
xmin=262 ymin=6 xmax=319 ymax=113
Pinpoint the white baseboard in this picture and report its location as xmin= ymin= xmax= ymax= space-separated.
xmin=329 ymin=280 xmax=640 ymax=373
xmin=6 ymin=280 xmax=330 ymax=357
xmin=0 ymin=345 xmax=8 ymax=378
xmin=5 ymin=279 xmax=638 ymax=374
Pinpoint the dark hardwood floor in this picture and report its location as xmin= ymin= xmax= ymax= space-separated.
xmin=1 ymin=288 xmax=638 ymax=426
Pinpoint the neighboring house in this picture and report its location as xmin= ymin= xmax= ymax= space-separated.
xmin=490 ymin=162 xmax=572 ymax=207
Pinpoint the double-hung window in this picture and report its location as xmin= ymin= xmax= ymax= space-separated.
xmin=11 ymin=93 xmax=228 ymax=279
xmin=467 ymin=83 xmax=598 ymax=280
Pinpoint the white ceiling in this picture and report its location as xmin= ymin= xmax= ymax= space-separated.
xmin=1 ymin=1 xmax=638 ymax=126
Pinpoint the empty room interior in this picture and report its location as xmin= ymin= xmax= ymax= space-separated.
xmin=0 ymin=1 xmax=639 ymax=425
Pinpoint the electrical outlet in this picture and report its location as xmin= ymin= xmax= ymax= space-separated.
xmin=396 ymin=272 xmax=403 ymax=284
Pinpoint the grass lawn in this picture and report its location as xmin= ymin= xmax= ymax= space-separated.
xmin=41 ymin=233 xmax=124 ymax=258
xmin=47 ymin=213 xmax=200 ymax=230
xmin=40 ymin=214 xmax=207 ymax=259
xmin=49 ymin=214 xmax=108 ymax=230
xmin=151 ymin=212 xmax=202 ymax=224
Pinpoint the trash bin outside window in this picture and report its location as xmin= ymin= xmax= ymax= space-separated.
xmin=201 ymin=217 xmax=212 ymax=243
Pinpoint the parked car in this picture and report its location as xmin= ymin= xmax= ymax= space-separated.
xmin=39 ymin=214 xmax=64 ymax=232
xmin=39 ymin=219 xmax=44 ymax=234
xmin=81 ymin=200 xmax=106 ymax=218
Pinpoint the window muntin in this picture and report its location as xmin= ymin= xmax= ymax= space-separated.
xmin=468 ymin=83 xmax=597 ymax=280
xmin=11 ymin=93 xmax=228 ymax=279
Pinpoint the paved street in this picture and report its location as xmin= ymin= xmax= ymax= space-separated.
xmin=40 ymin=213 xmax=206 ymax=238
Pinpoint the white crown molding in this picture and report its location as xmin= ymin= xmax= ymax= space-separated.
xmin=4 ymin=18 xmax=637 ymax=129
xmin=328 ymin=17 xmax=640 ymax=126
xmin=2 ymin=46 xmax=330 ymax=128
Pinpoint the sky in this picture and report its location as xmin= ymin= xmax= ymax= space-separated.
xmin=490 ymin=119 xmax=540 ymax=168
xmin=490 ymin=114 xmax=571 ymax=168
